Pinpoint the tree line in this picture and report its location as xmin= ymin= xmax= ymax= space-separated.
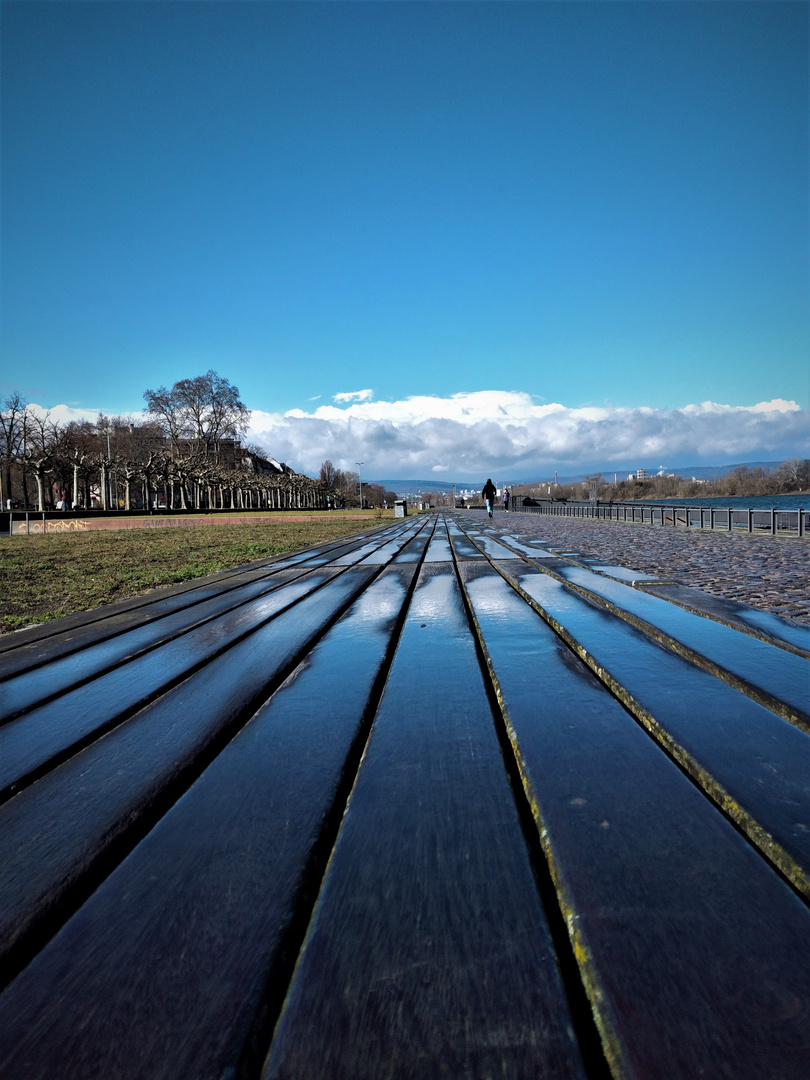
xmin=0 ymin=372 xmax=329 ymax=513
xmin=512 ymin=459 xmax=810 ymax=504
xmin=317 ymin=461 xmax=398 ymax=510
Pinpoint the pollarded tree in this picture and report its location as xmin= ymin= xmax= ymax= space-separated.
xmin=21 ymin=408 xmax=60 ymax=511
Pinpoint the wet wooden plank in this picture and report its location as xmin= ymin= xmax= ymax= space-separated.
xmin=491 ymin=533 xmax=559 ymax=558
xmin=333 ymin=518 xmax=428 ymax=565
xmin=552 ymin=563 xmax=810 ymax=726
xmin=457 ymin=526 xmax=519 ymax=559
xmin=453 ymin=519 xmax=809 ymax=727
xmin=458 ymin=560 xmax=810 ymax=1080
xmin=468 ymin=521 xmax=810 ymax=657
xmin=262 ymin=563 xmax=586 ymax=1080
xmin=354 ymin=518 xmax=430 ymax=564
xmin=0 ymin=566 xmax=316 ymax=720
xmin=0 ymin=562 xmax=296 ymax=679
xmin=0 ymin=528 xmax=382 ymax=660
xmin=490 ymin=560 xmax=810 ymax=898
xmin=0 ymin=565 xmax=418 ymax=1080
xmin=0 ymin=569 xmax=339 ymax=801
xmin=633 ymin=580 xmax=810 ymax=657
xmin=0 ymin=566 xmax=378 ymax=983
xmin=0 ymin=523 xmax=423 ymax=695
xmin=444 ymin=520 xmax=486 ymax=559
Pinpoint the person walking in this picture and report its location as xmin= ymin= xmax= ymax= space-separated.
xmin=502 ymin=487 xmax=510 ymax=512
xmin=482 ymin=478 xmax=497 ymax=518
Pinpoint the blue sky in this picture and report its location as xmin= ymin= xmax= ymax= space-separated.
xmin=2 ymin=1 xmax=808 ymax=479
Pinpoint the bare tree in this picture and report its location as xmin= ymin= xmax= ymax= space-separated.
xmin=145 ymin=371 xmax=250 ymax=465
xmin=21 ymin=408 xmax=60 ymax=511
xmin=319 ymin=460 xmax=337 ymax=488
xmin=0 ymin=392 xmax=27 ymax=507
xmin=143 ymin=385 xmax=189 ymax=457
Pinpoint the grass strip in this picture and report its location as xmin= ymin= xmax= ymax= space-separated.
xmin=0 ymin=516 xmax=389 ymax=634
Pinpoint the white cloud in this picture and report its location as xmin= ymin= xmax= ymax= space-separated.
xmin=25 ymin=402 xmax=140 ymax=426
xmin=246 ymin=391 xmax=809 ymax=479
xmin=333 ymin=388 xmax=374 ymax=403
xmin=19 ymin=392 xmax=807 ymax=481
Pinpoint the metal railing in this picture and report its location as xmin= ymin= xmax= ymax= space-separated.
xmin=509 ymin=499 xmax=808 ymax=537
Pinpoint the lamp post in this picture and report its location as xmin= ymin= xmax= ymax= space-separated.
xmin=355 ymin=462 xmax=364 ymax=510
xmin=106 ymin=429 xmax=113 ymax=510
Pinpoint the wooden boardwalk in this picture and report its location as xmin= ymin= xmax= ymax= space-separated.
xmin=0 ymin=511 xmax=808 ymax=1080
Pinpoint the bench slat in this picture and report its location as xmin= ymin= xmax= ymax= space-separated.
xmin=555 ymin=563 xmax=810 ymax=725
xmin=0 ymin=565 xmax=417 ymax=1080
xmin=491 ymin=561 xmax=810 ymax=896
xmin=460 ymin=560 xmax=810 ymax=1080
xmin=263 ymin=563 xmax=586 ymax=1080
xmin=0 ymin=570 xmax=340 ymax=801
xmin=0 ymin=567 xmax=318 ymax=720
xmin=0 ymin=566 xmax=378 ymax=982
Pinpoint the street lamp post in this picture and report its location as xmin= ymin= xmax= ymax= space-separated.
xmin=355 ymin=462 xmax=364 ymax=510
xmin=106 ymin=429 xmax=113 ymax=511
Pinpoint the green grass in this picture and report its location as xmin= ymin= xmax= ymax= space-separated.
xmin=0 ymin=516 xmax=389 ymax=634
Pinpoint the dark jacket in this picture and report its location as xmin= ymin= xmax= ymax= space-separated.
xmin=482 ymin=480 xmax=496 ymax=501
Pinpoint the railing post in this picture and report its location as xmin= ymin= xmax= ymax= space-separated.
xmin=800 ymin=510 xmax=806 ymax=538
xmin=747 ymin=509 xmax=753 ymax=533
xmin=771 ymin=508 xmax=777 ymax=536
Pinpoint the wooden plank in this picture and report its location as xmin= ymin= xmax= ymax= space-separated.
xmin=633 ymin=580 xmax=810 ymax=657
xmin=552 ymin=563 xmax=810 ymax=726
xmin=456 ymin=526 xmax=518 ymax=560
xmin=422 ymin=524 xmax=454 ymax=562
xmin=0 ymin=569 xmax=340 ymax=802
xmin=389 ymin=522 xmax=435 ymax=562
xmin=333 ymin=519 xmax=429 ymax=565
xmin=353 ymin=519 xmax=430 ymax=564
xmin=459 ymin=511 xmax=809 ymax=728
xmin=444 ymin=520 xmax=486 ymax=559
xmin=0 ymin=566 xmax=379 ymax=984
xmin=0 ymin=565 xmax=418 ymax=1080
xmin=262 ymin=563 xmax=586 ymax=1080
xmin=0 ymin=562 xmax=300 ymax=680
xmin=475 ymin=524 xmax=810 ymax=657
xmin=486 ymin=532 xmax=558 ymax=558
xmin=0 ymin=525 xmax=395 ymax=661
xmin=0 ymin=566 xmax=316 ymax=720
xmin=458 ymin=560 xmax=810 ymax=1080
xmin=0 ymin=523 xmax=420 ymax=696
xmin=486 ymin=560 xmax=810 ymax=898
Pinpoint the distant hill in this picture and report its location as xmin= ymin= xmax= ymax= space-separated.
xmin=542 ymin=461 xmax=787 ymax=485
xmin=373 ymin=461 xmax=792 ymax=493
xmin=369 ymin=479 xmax=461 ymax=495
xmin=664 ymin=461 xmax=785 ymax=480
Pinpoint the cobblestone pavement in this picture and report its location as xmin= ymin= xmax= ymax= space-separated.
xmin=484 ymin=510 xmax=810 ymax=626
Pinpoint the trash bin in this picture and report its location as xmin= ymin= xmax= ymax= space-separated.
xmin=395 ymin=499 xmax=408 ymax=518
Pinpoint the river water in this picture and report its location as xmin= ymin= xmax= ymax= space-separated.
xmin=631 ymin=494 xmax=807 ymax=509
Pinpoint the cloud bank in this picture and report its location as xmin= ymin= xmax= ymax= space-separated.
xmin=23 ymin=392 xmax=807 ymax=481
xmin=247 ymin=391 xmax=809 ymax=479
